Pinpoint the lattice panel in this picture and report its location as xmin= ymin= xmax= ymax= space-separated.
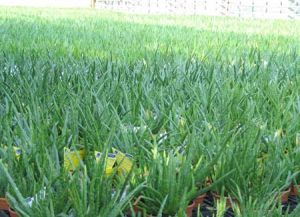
xmin=95 ymin=0 xmax=300 ymax=19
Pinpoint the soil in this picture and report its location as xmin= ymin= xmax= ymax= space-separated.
xmin=0 ymin=210 xmax=10 ymax=217
xmin=192 ymin=193 xmax=235 ymax=217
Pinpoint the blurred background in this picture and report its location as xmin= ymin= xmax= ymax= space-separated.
xmin=0 ymin=0 xmax=90 ymax=8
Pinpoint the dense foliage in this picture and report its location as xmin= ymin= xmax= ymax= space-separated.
xmin=0 ymin=7 xmax=300 ymax=217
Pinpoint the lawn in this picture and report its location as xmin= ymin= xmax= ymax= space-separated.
xmin=0 ymin=6 xmax=300 ymax=217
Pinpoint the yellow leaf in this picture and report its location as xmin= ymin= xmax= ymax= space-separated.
xmin=179 ymin=117 xmax=186 ymax=128
xmin=274 ymin=129 xmax=285 ymax=138
xmin=296 ymin=133 xmax=300 ymax=146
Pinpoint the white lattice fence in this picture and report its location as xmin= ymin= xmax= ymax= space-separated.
xmin=95 ymin=0 xmax=300 ymax=19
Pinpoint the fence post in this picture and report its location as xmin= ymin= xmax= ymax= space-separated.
xmin=238 ymin=0 xmax=241 ymax=17
xmin=91 ymin=0 xmax=96 ymax=8
xmin=168 ymin=0 xmax=172 ymax=14
xmin=252 ymin=0 xmax=254 ymax=17
xmin=227 ymin=0 xmax=229 ymax=14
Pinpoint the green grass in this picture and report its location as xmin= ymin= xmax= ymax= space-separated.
xmin=0 ymin=6 xmax=300 ymax=217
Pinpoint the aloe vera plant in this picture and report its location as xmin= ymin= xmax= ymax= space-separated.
xmin=67 ymin=165 xmax=143 ymax=217
xmin=0 ymin=155 xmax=8 ymax=199
xmin=130 ymin=150 xmax=196 ymax=216
xmin=0 ymin=6 xmax=300 ymax=216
